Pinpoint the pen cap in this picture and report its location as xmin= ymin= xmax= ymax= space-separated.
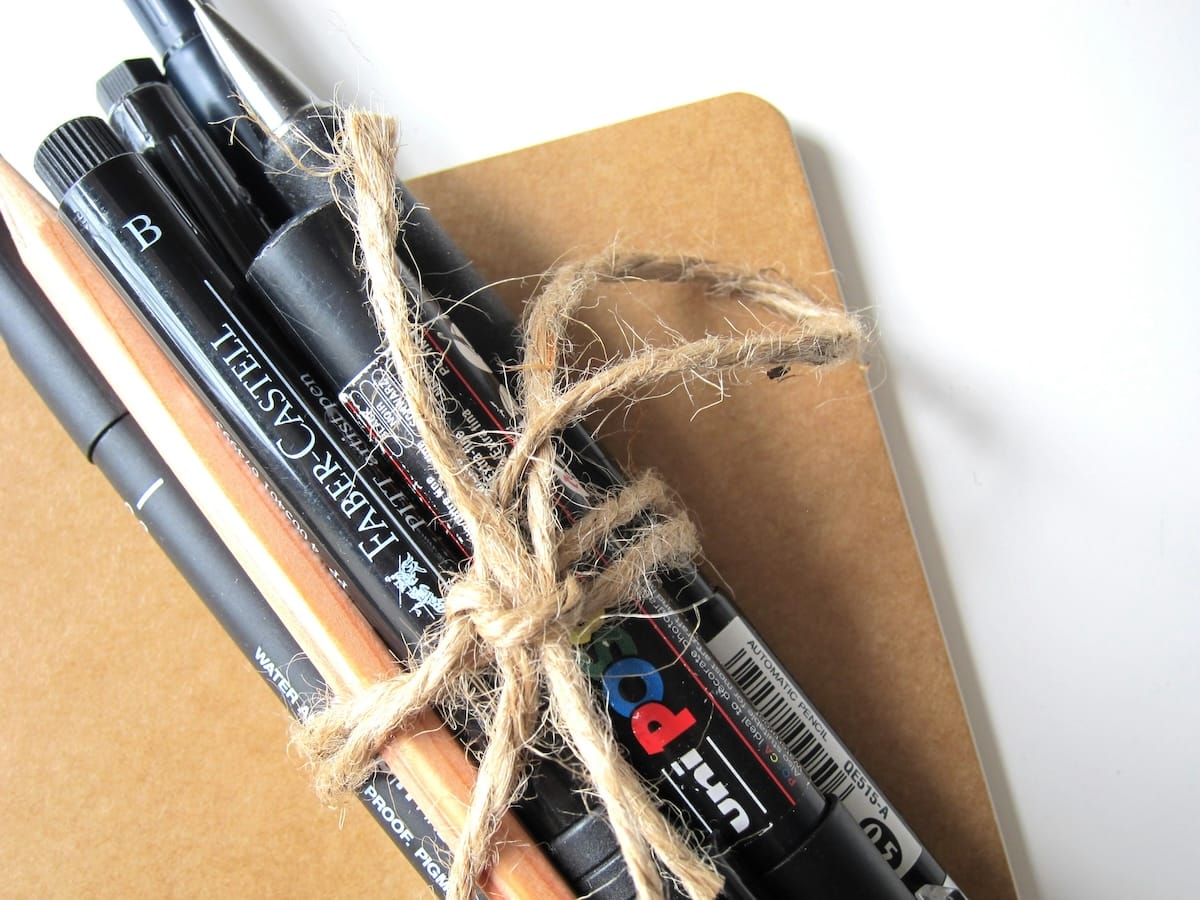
xmin=99 ymin=59 xmax=270 ymax=272
xmin=96 ymin=57 xmax=165 ymax=111
xmin=247 ymin=202 xmax=386 ymax=388
xmin=34 ymin=117 xmax=126 ymax=202
xmin=746 ymin=795 xmax=914 ymax=900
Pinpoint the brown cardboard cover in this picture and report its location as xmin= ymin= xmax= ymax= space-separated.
xmin=0 ymin=94 xmax=1014 ymax=897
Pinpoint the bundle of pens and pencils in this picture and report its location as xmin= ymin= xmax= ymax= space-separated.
xmin=0 ymin=3 xmax=968 ymax=899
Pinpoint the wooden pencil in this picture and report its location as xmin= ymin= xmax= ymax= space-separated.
xmin=0 ymin=154 xmax=573 ymax=900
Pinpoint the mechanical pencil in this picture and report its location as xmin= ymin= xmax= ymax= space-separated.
xmin=189 ymin=4 xmax=962 ymax=893
xmin=0 ymin=212 xmax=462 ymax=899
xmin=35 ymin=115 xmax=636 ymax=900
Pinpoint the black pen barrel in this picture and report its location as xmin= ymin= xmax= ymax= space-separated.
xmin=0 ymin=230 xmax=124 ymax=458
xmin=98 ymin=59 xmax=271 ymax=273
xmin=121 ymin=0 xmax=287 ymax=223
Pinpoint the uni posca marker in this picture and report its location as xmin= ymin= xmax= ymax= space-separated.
xmin=0 ymin=213 xmax=463 ymax=899
xmin=189 ymin=5 xmax=964 ymax=893
xmin=245 ymin=200 xmax=912 ymax=900
xmin=33 ymin=115 xmax=637 ymax=900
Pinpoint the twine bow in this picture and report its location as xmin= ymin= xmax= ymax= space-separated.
xmin=293 ymin=111 xmax=863 ymax=900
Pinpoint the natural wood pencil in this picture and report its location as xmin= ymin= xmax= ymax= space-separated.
xmin=0 ymin=154 xmax=573 ymax=900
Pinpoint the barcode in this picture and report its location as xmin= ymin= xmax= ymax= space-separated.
xmin=724 ymin=648 xmax=854 ymax=801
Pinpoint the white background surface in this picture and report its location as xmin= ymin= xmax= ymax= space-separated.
xmin=1 ymin=2 xmax=1197 ymax=898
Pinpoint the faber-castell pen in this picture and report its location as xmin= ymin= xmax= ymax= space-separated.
xmin=187 ymin=5 xmax=963 ymax=893
xmin=246 ymin=200 xmax=911 ymax=900
xmin=0 ymin=213 xmax=462 ymax=899
xmin=33 ymin=116 xmax=636 ymax=900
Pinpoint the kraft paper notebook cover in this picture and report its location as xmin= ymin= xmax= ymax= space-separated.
xmin=0 ymin=94 xmax=1015 ymax=897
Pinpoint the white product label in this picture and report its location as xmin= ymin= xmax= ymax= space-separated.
xmin=706 ymin=617 xmax=922 ymax=877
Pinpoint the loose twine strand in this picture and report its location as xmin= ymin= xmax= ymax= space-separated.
xmin=292 ymin=110 xmax=864 ymax=900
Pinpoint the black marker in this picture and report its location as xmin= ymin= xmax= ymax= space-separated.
xmin=33 ymin=115 xmax=638 ymax=900
xmin=246 ymin=199 xmax=911 ymax=900
xmin=189 ymin=6 xmax=964 ymax=893
xmin=0 ymin=214 xmax=463 ymax=899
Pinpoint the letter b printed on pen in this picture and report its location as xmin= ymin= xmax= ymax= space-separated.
xmin=123 ymin=213 xmax=162 ymax=250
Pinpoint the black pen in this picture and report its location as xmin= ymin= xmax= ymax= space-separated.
xmin=189 ymin=5 xmax=965 ymax=894
xmin=79 ymin=84 xmax=639 ymax=893
xmin=34 ymin=115 xmax=638 ymax=900
xmin=0 ymin=213 xmax=462 ymax=899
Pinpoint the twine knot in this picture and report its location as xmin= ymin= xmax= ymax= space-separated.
xmin=292 ymin=110 xmax=864 ymax=900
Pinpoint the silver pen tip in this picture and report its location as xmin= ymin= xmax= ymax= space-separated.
xmin=192 ymin=2 xmax=315 ymax=136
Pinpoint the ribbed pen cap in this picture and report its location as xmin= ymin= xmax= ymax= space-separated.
xmin=96 ymin=57 xmax=164 ymax=112
xmin=35 ymin=117 xmax=126 ymax=202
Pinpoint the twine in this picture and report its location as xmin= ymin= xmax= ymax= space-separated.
xmin=292 ymin=110 xmax=864 ymax=900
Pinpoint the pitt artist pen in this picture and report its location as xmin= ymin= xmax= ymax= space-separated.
xmin=0 ymin=215 xmax=462 ymax=899
xmin=246 ymin=202 xmax=911 ymax=900
xmin=34 ymin=115 xmax=636 ymax=900
xmin=188 ymin=5 xmax=964 ymax=894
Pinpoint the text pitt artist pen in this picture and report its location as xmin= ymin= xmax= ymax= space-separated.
xmin=188 ymin=5 xmax=963 ymax=894
xmin=245 ymin=199 xmax=911 ymax=900
xmin=33 ymin=116 xmax=637 ymax=900
xmin=0 ymin=215 xmax=462 ymax=899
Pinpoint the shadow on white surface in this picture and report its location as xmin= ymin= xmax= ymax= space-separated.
xmin=792 ymin=130 xmax=1035 ymax=899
